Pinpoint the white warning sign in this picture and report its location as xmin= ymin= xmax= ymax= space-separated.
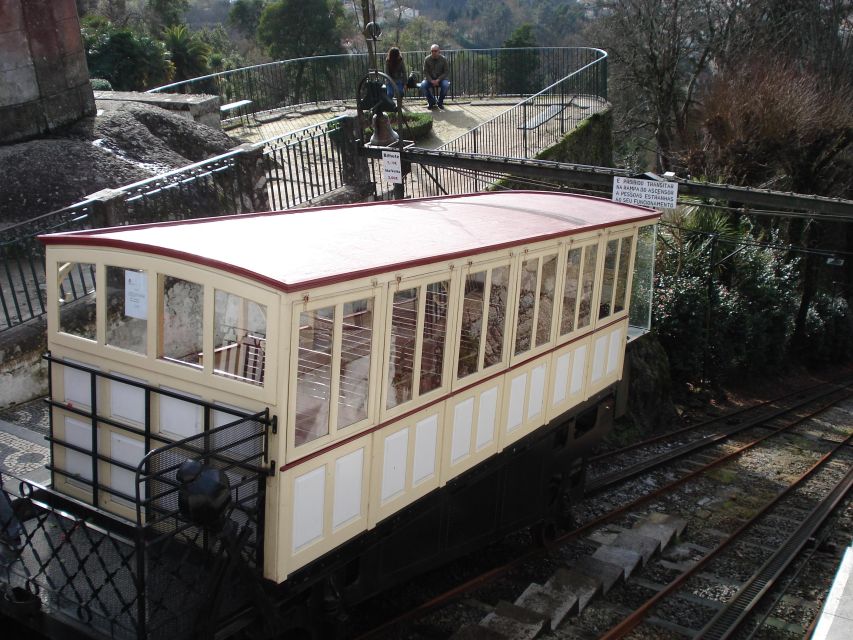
xmin=612 ymin=177 xmax=678 ymax=209
xmin=381 ymin=150 xmax=403 ymax=184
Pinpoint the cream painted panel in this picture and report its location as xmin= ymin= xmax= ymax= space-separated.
xmin=370 ymin=406 xmax=444 ymax=528
xmin=64 ymin=363 xmax=91 ymax=407
xmin=528 ymin=364 xmax=546 ymax=420
xmin=451 ymin=397 xmax=474 ymax=464
xmin=546 ymin=336 xmax=593 ymax=424
xmin=507 ymin=373 xmax=527 ymax=433
xmin=159 ymin=388 xmax=203 ymax=439
xmin=333 ymin=448 xmax=364 ymax=529
xmin=64 ymin=416 xmax=92 ymax=481
xmin=109 ymin=432 xmax=145 ymax=498
xmin=110 ymin=376 xmax=146 ymax=424
xmin=570 ymin=344 xmax=587 ymax=396
xmin=292 ymin=466 xmax=325 ymax=552
xmin=553 ymin=352 xmax=570 ymax=406
xmin=381 ymin=428 xmax=409 ymax=502
xmin=476 ymin=386 xmax=498 ymax=451
xmin=413 ymin=415 xmax=439 ymax=485
xmin=591 ymin=334 xmax=608 ymax=383
xmin=607 ymin=327 xmax=623 ymax=375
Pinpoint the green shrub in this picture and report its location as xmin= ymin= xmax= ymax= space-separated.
xmin=802 ymin=294 xmax=853 ymax=364
xmin=90 ymin=78 xmax=113 ymax=91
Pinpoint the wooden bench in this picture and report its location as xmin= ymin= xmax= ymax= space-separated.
xmin=518 ymin=104 xmax=566 ymax=130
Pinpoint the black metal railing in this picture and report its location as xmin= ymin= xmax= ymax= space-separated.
xmin=148 ymin=47 xmax=607 ymax=125
xmin=0 ymin=355 xmax=272 ymax=639
xmin=0 ymin=201 xmax=95 ymax=331
xmin=263 ymin=117 xmax=348 ymax=210
xmin=1 ymin=47 xmax=608 ymax=334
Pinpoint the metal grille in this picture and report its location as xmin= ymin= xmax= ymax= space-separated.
xmin=3 ymin=357 xmax=271 ymax=640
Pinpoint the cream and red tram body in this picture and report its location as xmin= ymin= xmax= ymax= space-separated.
xmin=40 ymin=191 xmax=658 ymax=629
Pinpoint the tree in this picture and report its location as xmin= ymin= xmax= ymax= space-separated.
xmin=229 ymin=0 xmax=267 ymax=37
xmin=147 ymin=0 xmax=190 ymax=32
xmin=398 ymin=16 xmax=453 ymax=52
xmin=257 ymin=0 xmax=345 ymax=60
xmin=498 ymin=24 xmax=540 ymax=95
xmin=162 ymin=25 xmax=211 ymax=82
xmin=83 ymin=21 xmax=173 ymax=90
xmin=588 ymin=0 xmax=738 ymax=172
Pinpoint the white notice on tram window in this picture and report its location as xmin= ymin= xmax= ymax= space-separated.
xmin=612 ymin=177 xmax=678 ymax=209
xmin=125 ymin=270 xmax=147 ymax=320
xmin=382 ymin=150 xmax=403 ymax=184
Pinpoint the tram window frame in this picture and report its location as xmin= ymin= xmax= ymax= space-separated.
xmin=556 ymin=236 xmax=601 ymax=344
xmin=453 ymin=256 xmax=514 ymax=388
xmin=289 ymin=287 xmax=382 ymax=452
xmin=510 ymin=246 xmax=562 ymax=365
xmin=56 ymin=260 xmax=98 ymax=343
xmin=381 ymin=271 xmax=455 ymax=420
xmin=597 ymin=231 xmax=636 ymax=323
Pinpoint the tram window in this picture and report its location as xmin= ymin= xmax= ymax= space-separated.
xmin=577 ymin=245 xmax=597 ymax=329
xmin=338 ymin=299 xmax=373 ymax=428
xmin=560 ymin=247 xmax=582 ymax=335
xmin=387 ymin=288 xmax=418 ymax=409
xmin=213 ymin=290 xmax=267 ymax=386
xmin=296 ymin=306 xmax=334 ymax=445
xmin=536 ymin=254 xmax=557 ymax=346
xmin=421 ymin=281 xmax=449 ymax=393
xmin=599 ymin=239 xmax=619 ymax=319
xmin=58 ymin=262 xmax=97 ymax=341
xmin=106 ymin=266 xmax=147 ymax=354
xmin=515 ymin=253 xmax=557 ymax=355
xmin=614 ymin=237 xmax=633 ymax=313
xmin=458 ymin=271 xmax=485 ymax=378
xmin=160 ymin=276 xmax=203 ymax=369
xmin=458 ymin=265 xmax=509 ymax=378
xmin=514 ymin=258 xmax=538 ymax=355
xmin=484 ymin=268 xmax=507 ymax=368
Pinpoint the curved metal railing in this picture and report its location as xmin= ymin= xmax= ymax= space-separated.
xmin=148 ymin=47 xmax=608 ymax=124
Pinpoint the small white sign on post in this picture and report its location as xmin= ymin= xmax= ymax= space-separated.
xmin=612 ymin=176 xmax=678 ymax=209
xmin=381 ymin=150 xmax=403 ymax=184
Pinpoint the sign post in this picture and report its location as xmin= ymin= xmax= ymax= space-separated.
xmin=612 ymin=177 xmax=678 ymax=209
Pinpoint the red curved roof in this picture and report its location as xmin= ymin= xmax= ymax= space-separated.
xmin=40 ymin=191 xmax=658 ymax=292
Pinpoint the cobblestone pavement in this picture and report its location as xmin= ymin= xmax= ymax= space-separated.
xmin=0 ymin=397 xmax=50 ymax=484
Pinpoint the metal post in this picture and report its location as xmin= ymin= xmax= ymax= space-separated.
xmin=337 ymin=116 xmax=372 ymax=196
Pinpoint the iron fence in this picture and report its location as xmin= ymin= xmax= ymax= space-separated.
xmin=263 ymin=117 xmax=348 ymax=210
xmin=0 ymin=355 xmax=272 ymax=639
xmin=0 ymin=202 xmax=95 ymax=331
xmin=1 ymin=47 xmax=608 ymax=334
xmin=148 ymin=48 xmax=606 ymax=125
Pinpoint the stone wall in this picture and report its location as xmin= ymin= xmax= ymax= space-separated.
xmin=0 ymin=0 xmax=95 ymax=144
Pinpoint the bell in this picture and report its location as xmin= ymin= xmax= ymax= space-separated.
xmin=369 ymin=112 xmax=399 ymax=147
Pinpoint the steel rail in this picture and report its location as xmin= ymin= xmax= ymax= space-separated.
xmin=699 ymin=463 xmax=853 ymax=639
xmin=586 ymin=380 xmax=853 ymax=494
xmin=356 ymin=388 xmax=853 ymax=639
xmin=599 ymin=432 xmax=853 ymax=640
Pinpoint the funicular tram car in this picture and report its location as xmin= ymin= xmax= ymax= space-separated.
xmin=0 ymin=191 xmax=658 ymax=639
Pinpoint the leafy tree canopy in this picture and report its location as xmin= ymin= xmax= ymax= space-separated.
xmin=257 ymin=0 xmax=345 ymax=60
xmin=229 ymin=0 xmax=267 ymax=37
xmin=162 ymin=24 xmax=212 ymax=82
xmin=147 ymin=0 xmax=190 ymax=32
xmin=83 ymin=19 xmax=173 ymax=90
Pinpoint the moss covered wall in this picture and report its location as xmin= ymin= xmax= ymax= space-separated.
xmin=535 ymin=109 xmax=614 ymax=167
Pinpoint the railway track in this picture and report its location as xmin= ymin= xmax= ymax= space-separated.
xmin=353 ymin=380 xmax=853 ymax=639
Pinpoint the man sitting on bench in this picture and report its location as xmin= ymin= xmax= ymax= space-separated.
xmin=420 ymin=44 xmax=450 ymax=110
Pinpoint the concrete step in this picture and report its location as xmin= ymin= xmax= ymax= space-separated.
xmin=479 ymin=600 xmax=547 ymax=639
xmin=514 ymin=582 xmax=577 ymax=631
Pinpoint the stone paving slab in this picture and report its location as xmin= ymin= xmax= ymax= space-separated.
xmin=0 ymin=397 xmax=50 ymax=484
